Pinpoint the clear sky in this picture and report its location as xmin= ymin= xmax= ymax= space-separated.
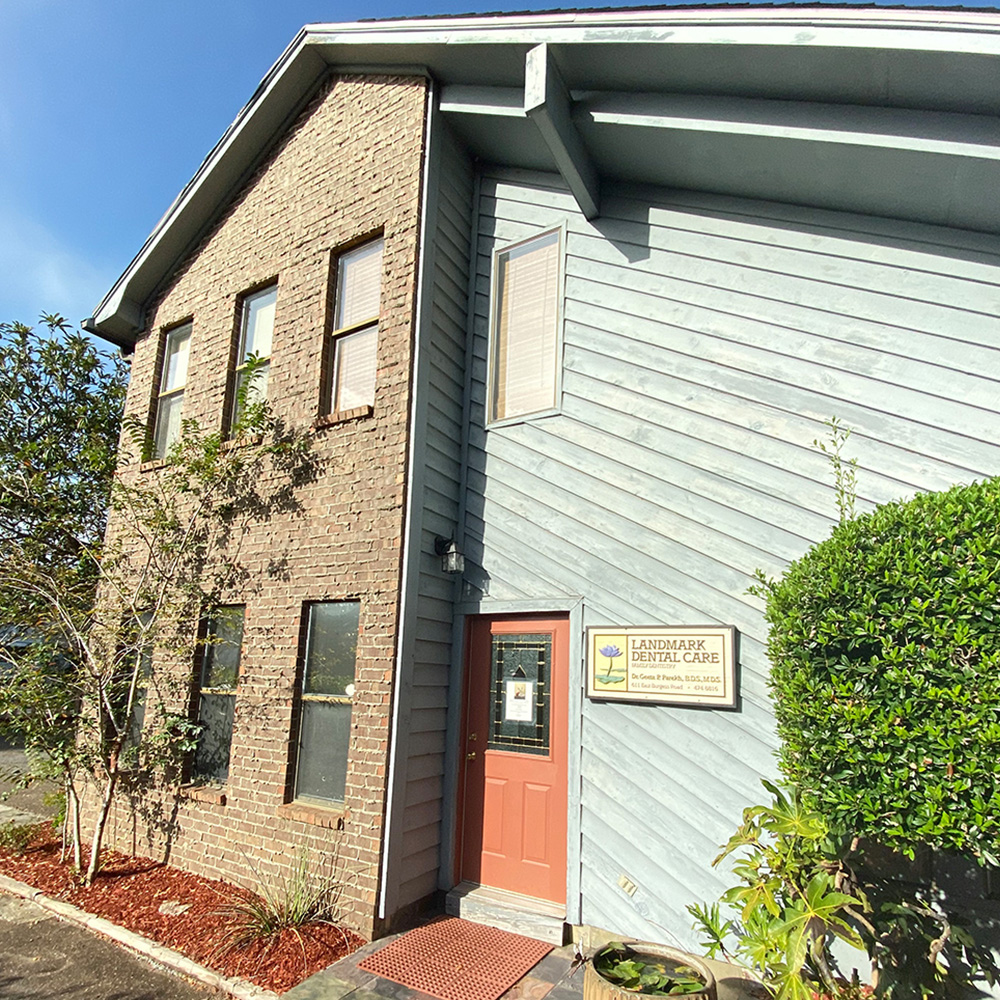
xmin=0 ymin=0 xmax=993 ymax=338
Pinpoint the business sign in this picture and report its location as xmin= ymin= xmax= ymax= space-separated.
xmin=586 ymin=626 xmax=738 ymax=708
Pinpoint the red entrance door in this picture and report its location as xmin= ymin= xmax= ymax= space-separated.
xmin=458 ymin=616 xmax=568 ymax=904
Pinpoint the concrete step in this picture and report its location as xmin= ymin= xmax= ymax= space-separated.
xmin=445 ymin=881 xmax=567 ymax=945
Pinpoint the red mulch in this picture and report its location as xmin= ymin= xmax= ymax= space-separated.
xmin=0 ymin=828 xmax=364 ymax=994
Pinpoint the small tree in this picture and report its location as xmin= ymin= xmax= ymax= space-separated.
xmin=0 ymin=316 xmax=127 ymax=861
xmin=0 ymin=325 xmax=313 ymax=882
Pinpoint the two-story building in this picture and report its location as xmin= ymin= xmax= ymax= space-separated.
xmin=87 ymin=5 xmax=1000 ymax=951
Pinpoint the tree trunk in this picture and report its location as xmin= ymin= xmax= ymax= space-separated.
xmin=67 ymin=781 xmax=82 ymax=871
xmin=84 ymin=769 xmax=118 ymax=884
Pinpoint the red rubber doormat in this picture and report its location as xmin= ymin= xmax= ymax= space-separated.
xmin=358 ymin=916 xmax=553 ymax=1000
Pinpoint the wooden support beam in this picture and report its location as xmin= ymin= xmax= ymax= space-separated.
xmin=524 ymin=43 xmax=601 ymax=219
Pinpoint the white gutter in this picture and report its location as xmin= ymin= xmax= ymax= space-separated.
xmin=301 ymin=7 xmax=1000 ymax=51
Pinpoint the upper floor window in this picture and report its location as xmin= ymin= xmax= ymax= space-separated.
xmin=231 ymin=284 xmax=276 ymax=428
xmin=192 ymin=605 xmax=244 ymax=784
xmin=330 ymin=239 xmax=383 ymax=413
xmin=488 ymin=228 xmax=562 ymax=424
xmin=152 ymin=323 xmax=191 ymax=459
xmin=293 ymin=601 xmax=359 ymax=804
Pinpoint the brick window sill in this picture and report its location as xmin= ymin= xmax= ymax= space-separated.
xmin=313 ymin=406 xmax=373 ymax=431
xmin=222 ymin=433 xmax=263 ymax=451
xmin=277 ymin=800 xmax=347 ymax=829
xmin=180 ymin=784 xmax=227 ymax=806
xmin=139 ymin=458 xmax=169 ymax=473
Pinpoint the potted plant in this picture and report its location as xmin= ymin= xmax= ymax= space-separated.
xmin=585 ymin=941 xmax=717 ymax=1000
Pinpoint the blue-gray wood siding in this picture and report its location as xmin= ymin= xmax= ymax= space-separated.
xmin=462 ymin=166 xmax=1000 ymax=947
xmin=387 ymin=119 xmax=472 ymax=914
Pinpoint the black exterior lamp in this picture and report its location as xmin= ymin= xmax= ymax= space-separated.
xmin=434 ymin=536 xmax=465 ymax=575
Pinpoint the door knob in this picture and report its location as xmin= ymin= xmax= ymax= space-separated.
xmin=466 ymin=752 xmax=477 ymax=760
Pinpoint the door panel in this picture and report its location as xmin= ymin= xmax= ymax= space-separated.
xmin=459 ymin=615 xmax=568 ymax=904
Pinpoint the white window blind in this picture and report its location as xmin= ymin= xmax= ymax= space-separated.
xmin=242 ymin=286 xmax=276 ymax=358
xmin=231 ymin=284 xmax=276 ymax=427
xmin=492 ymin=230 xmax=561 ymax=422
xmin=161 ymin=325 xmax=190 ymax=393
xmin=336 ymin=241 xmax=383 ymax=329
xmin=330 ymin=238 xmax=383 ymax=413
xmin=334 ymin=326 xmax=378 ymax=412
xmin=152 ymin=323 xmax=191 ymax=459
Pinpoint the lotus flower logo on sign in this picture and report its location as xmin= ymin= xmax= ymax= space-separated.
xmin=586 ymin=626 xmax=738 ymax=708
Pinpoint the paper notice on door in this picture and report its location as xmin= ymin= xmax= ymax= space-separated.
xmin=504 ymin=679 xmax=535 ymax=723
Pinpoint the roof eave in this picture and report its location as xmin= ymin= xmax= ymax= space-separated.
xmin=87 ymin=6 xmax=1000 ymax=347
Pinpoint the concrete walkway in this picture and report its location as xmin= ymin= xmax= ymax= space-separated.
xmin=282 ymin=928 xmax=763 ymax=1000
xmin=0 ymin=747 xmax=59 ymax=829
xmin=283 ymin=936 xmax=586 ymax=1000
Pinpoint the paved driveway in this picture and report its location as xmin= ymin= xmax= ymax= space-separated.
xmin=0 ymin=895 xmax=220 ymax=1000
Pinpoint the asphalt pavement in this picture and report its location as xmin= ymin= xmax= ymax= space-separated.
xmin=0 ymin=893 xmax=221 ymax=1000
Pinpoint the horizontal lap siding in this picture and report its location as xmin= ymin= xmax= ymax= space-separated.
xmin=394 ymin=125 xmax=472 ymax=911
xmin=467 ymin=167 xmax=1000 ymax=947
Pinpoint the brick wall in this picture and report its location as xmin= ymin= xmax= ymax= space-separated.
xmin=95 ymin=73 xmax=428 ymax=939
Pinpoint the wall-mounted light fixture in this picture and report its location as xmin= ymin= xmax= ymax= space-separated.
xmin=434 ymin=536 xmax=465 ymax=575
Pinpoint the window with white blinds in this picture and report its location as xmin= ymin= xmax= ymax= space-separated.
xmin=152 ymin=323 xmax=191 ymax=459
xmin=231 ymin=284 xmax=276 ymax=429
xmin=331 ymin=238 xmax=383 ymax=413
xmin=489 ymin=229 xmax=562 ymax=423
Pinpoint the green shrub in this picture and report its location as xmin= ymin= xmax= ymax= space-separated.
xmin=216 ymin=849 xmax=350 ymax=955
xmin=0 ymin=821 xmax=36 ymax=854
xmin=689 ymin=781 xmax=865 ymax=999
xmin=760 ymin=476 xmax=1000 ymax=860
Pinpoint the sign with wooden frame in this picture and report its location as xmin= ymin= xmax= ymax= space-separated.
xmin=586 ymin=625 xmax=738 ymax=709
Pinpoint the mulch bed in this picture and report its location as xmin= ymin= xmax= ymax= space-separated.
xmin=0 ymin=827 xmax=364 ymax=995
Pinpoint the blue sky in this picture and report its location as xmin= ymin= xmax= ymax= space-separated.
xmin=0 ymin=0 xmax=992 ymax=338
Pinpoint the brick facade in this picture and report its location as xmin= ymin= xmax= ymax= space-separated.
xmin=97 ymin=73 xmax=428 ymax=939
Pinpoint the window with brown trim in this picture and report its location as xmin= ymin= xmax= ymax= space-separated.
xmin=329 ymin=239 xmax=383 ymax=414
xmin=192 ymin=606 xmax=244 ymax=784
xmin=293 ymin=601 xmax=359 ymax=804
xmin=230 ymin=284 xmax=276 ymax=429
xmin=151 ymin=323 xmax=191 ymax=459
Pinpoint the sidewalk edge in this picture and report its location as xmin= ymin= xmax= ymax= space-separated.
xmin=0 ymin=872 xmax=278 ymax=1000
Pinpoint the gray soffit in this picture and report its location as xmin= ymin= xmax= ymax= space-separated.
xmin=87 ymin=6 xmax=1000 ymax=346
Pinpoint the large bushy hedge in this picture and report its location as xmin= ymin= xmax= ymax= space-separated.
xmin=764 ymin=476 xmax=1000 ymax=859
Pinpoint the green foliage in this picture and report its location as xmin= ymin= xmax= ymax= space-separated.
xmin=758 ymin=476 xmax=1000 ymax=861
xmin=812 ymin=417 xmax=857 ymax=523
xmin=0 ymin=315 xmax=127 ymax=626
xmin=0 ymin=323 xmax=314 ymax=883
xmin=0 ymin=821 xmax=36 ymax=855
xmin=852 ymin=851 xmax=997 ymax=999
xmin=593 ymin=944 xmax=706 ymax=995
xmin=688 ymin=781 xmax=864 ymax=999
xmin=691 ymin=783 xmax=999 ymax=998
xmin=217 ymin=849 xmax=350 ymax=954
xmin=44 ymin=789 xmax=67 ymax=835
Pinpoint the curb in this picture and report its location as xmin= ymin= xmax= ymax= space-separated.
xmin=0 ymin=872 xmax=278 ymax=1000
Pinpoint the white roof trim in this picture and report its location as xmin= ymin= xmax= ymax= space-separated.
xmin=87 ymin=5 xmax=1000 ymax=344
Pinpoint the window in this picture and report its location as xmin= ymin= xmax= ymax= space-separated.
xmin=488 ymin=228 xmax=562 ymax=423
xmin=152 ymin=323 xmax=191 ymax=459
xmin=231 ymin=284 xmax=276 ymax=428
xmin=294 ymin=602 xmax=359 ymax=803
xmin=329 ymin=239 xmax=383 ymax=413
xmin=192 ymin=606 xmax=244 ymax=783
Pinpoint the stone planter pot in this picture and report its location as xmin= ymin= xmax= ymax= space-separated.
xmin=584 ymin=941 xmax=717 ymax=1000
